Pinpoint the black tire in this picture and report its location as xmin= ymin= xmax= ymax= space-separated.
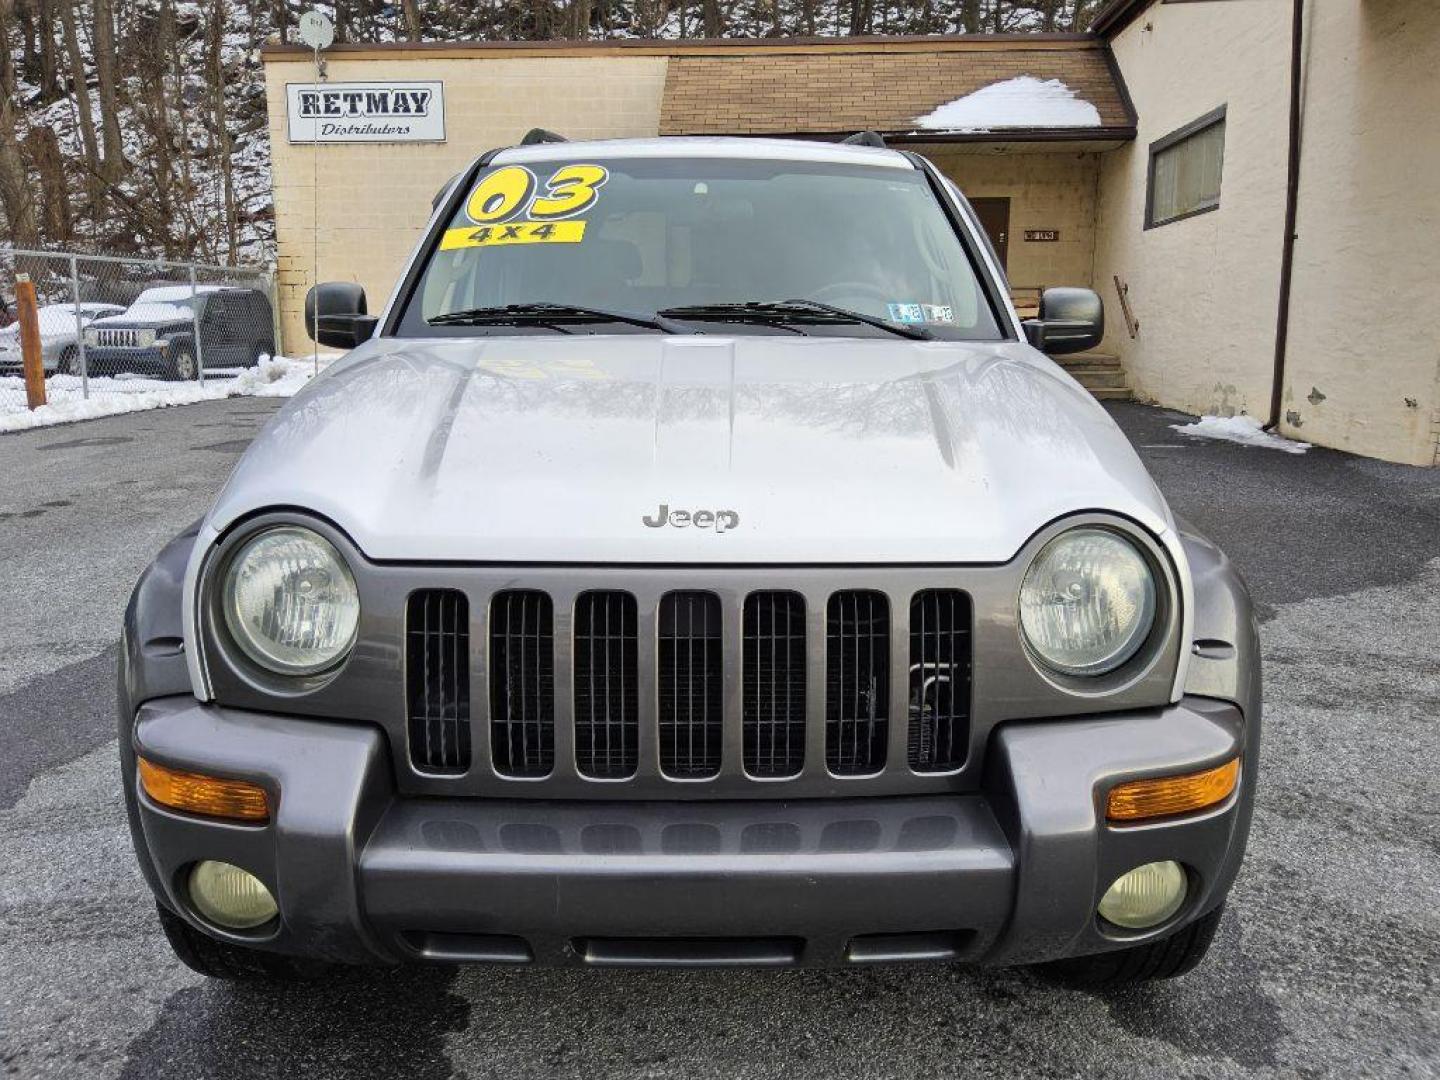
xmin=166 ymin=344 xmax=198 ymax=382
xmin=56 ymin=345 xmax=77 ymax=376
xmin=1042 ymin=904 xmax=1225 ymax=987
xmin=156 ymin=904 xmax=330 ymax=982
xmin=248 ymin=339 xmax=275 ymax=366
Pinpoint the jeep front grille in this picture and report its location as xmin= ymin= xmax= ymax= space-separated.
xmin=826 ymin=591 xmax=890 ymax=776
xmin=658 ymin=592 xmax=724 ymax=779
xmin=489 ymin=590 xmax=555 ymax=778
xmin=908 ymin=590 xmax=972 ymax=772
xmin=743 ymin=591 xmax=806 ymax=778
xmin=573 ymin=591 xmax=639 ymax=779
xmin=406 ymin=589 xmax=471 ymax=773
xmin=400 ymin=578 xmax=978 ymax=797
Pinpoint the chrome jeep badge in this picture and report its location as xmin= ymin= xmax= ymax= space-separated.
xmin=642 ymin=504 xmax=740 ymax=533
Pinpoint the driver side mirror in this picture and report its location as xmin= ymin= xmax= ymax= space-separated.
xmin=1022 ymin=287 xmax=1104 ymax=356
xmin=305 ymin=282 xmax=377 ymax=349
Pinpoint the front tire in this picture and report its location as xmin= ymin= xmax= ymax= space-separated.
xmin=166 ymin=344 xmax=198 ymax=382
xmin=56 ymin=345 xmax=77 ymax=376
xmin=1043 ymin=904 xmax=1225 ymax=987
xmin=157 ymin=904 xmax=329 ymax=982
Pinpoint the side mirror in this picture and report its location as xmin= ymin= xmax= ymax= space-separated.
xmin=305 ymin=282 xmax=377 ymax=349
xmin=1022 ymin=286 xmax=1104 ymax=356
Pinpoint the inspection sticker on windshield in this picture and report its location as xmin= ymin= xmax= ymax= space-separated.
xmin=887 ymin=302 xmax=925 ymax=324
xmin=439 ymin=220 xmax=586 ymax=250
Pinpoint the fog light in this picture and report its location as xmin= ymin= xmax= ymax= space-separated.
xmin=188 ymin=861 xmax=277 ymax=930
xmin=1098 ymin=860 xmax=1187 ymax=929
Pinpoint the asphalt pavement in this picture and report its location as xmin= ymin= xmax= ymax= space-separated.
xmin=1 ymin=398 xmax=1436 ymax=1079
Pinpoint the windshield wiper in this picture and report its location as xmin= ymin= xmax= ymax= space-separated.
xmin=429 ymin=303 xmax=682 ymax=334
xmin=658 ymin=300 xmax=932 ymax=340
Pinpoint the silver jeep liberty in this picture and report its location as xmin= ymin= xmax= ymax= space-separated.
xmin=120 ymin=135 xmax=1259 ymax=985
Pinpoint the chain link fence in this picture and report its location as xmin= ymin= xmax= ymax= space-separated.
xmin=1 ymin=247 xmax=280 ymax=419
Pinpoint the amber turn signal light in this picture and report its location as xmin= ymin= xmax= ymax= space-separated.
xmin=1106 ymin=757 xmax=1240 ymax=823
xmin=137 ymin=757 xmax=270 ymax=823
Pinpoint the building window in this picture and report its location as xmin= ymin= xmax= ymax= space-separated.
xmin=1146 ymin=106 xmax=1226 ymax=229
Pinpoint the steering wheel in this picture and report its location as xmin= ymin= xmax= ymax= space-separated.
xmin=806 ymin=281 xmax=893 ymax=310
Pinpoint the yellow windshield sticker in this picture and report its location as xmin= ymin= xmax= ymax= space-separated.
xmin=529 ymin=164 xmax=609 ymax=220
xmin=439 ymin=220 xmax=587 ymax=250
xmin=465 ymin=166 xmax=538 ymax=224
xmin=459 ymin=163 xmax=610 ymax=233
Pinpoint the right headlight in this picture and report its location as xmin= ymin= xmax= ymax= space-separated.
xmin=221 ymin=526 xmax=360 ymax=676
xmin=1019 ymin=527 xmax=1157 ymax=677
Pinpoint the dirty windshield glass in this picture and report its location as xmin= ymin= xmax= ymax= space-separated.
xmin=396 ymin=156 xmax=1004 ymax=340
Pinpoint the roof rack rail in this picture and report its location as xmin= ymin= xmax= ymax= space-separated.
xmin=841 ymin=131 xmax=887 ymax=148
xmin=520 ymin=128 xmax=568 ymax=146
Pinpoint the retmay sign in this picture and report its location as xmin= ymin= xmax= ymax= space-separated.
xmin=285 ymin=81 xmax=445 ymax=143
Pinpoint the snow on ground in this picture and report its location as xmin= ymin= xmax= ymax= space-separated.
xmin=1172 ymin=414 xmax=1311 ymax=454
xmin=912 ymin=76 xmax=1103 ymax=131
xmin=0 ymin=355 xmax=326 ymax=434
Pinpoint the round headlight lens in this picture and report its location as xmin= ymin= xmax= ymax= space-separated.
xmin=1020 ymin=527 xmax=1157 ymax=677
xmin=222 ymin=526 xmax=359 ymax=675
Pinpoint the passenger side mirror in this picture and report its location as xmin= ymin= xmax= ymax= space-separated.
xmin=305 ymin=282 xmax=377 ymax=349
xmin=1022 ymin=287 xmax=1104 ymax=356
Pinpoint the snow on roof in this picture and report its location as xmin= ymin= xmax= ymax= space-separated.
xmin=134 ymin=284 xmax=225 ymax=303
xmin=912 ymin=76 xmax=1103 ymax=132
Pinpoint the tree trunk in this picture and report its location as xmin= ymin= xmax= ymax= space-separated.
xmin=58 ymin=0 xmax=101 ymax=214
xmin=0 ymin=0 xmax=40 ymax=247
xmin=399 ymin=0 xmax=420 ymax=39
xmin=959 ymin=0 xmax=979 ymax=33
xmin=209 ymin=0 xmax=238 ymax=261
xmin=27 ymin=125 xmax=71 ymax=239
xmin=91 ymin=0 xmax=126 ymax=180
xmin=700 ymin=0 xmax=720 ymax=37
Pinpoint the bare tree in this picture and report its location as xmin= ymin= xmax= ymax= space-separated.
xmin=90 ymin=0 xmax=126 ymax=179
xmin=58 ymin=0 xmax=102 ymax=213
xmin=0 ymin=0 xmax=39 ymax=246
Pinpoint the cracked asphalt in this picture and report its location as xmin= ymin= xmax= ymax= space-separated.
xmin=1 ymin=398 xmax=1437 ymax=1079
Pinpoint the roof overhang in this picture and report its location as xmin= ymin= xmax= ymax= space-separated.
xmin=1090 ymin=0 xmax=1159 ymax=38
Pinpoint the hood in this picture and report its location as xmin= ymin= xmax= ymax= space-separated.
xmin=91 ymin=305 xmax=192 ymax=330
xmin=207 ymin=336 xmax=1173 ymax=564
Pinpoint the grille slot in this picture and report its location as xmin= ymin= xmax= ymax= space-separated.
xmin=658 ymin=592 xmax=723 ymax=779
xmin=489 ymin=590 xmax=555 ymax=778
xmin=826 ymin=591 xmax=889 ymax=775
xmin=908 ymin=590 xmax=973 ymax=772
xmin=573 ymin=591 xmax=640 ymax=779
xmin=743 ymin=592 xmax=806 ymax=778
xmin=406 ymin=589 xmax=471 ymax=774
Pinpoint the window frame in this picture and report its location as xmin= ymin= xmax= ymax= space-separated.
xmin=1144 ymin=105 xmax=1227 ymax=230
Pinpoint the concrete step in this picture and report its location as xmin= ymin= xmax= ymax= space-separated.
xmin=1087 ymin=386 xmax=1135 ymax=401
xmin=1069 ymin=369 xmax=1129 ymax=390
xmin=1054 ymin=351 xmax=1121 ymax=370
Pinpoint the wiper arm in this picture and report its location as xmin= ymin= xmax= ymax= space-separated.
xmin=658 ymin=300 xmax=932 ymax=340
xmin=780 ymin=298 xmax=933 ymax=341
xmin=429 ymin=303 xmax=682 ymax=334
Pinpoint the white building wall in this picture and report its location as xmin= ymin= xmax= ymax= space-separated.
xmin=1279 ymin=0 xmax=1440 ymax=466
xmin=1092 ymin=0 xmax=1293 ymax=421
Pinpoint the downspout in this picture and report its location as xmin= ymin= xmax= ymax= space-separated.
xmin=1265 ymin=0 xmax=1305 ymax=431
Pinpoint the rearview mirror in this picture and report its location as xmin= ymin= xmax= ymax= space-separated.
xmin=1022 ymin=287 xmax=1104 ymax=356
xmin=305 ymin=282 xmax=377 ymax=349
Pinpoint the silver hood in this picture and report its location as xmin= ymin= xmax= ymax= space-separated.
xmin=205 ymin=335 xmax=1175 ymax=565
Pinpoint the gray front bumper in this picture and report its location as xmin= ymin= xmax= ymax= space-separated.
xmin=127 ymin=694 xmax=1254 ymax=968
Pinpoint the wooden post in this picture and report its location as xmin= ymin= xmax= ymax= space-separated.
xmin=15 ymin=274 xmax=46 ymax=410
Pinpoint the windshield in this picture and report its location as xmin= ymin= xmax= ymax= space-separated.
xmin=396 ymin=156 xmax=1004 ymax=340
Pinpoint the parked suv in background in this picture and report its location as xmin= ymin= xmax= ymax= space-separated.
xmin=121 ymin=135 xmax=1259 ymax=987
xmin=84 ymin=285 xmax=275 ymax=380
xmin=0 ymin=302 xmax=124 ymax=375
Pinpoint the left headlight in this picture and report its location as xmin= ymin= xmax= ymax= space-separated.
xmin=1019 ymin=527 xmax=1157 ymax=677
xmin=222 ymin=526 xmax=360 ymax=675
